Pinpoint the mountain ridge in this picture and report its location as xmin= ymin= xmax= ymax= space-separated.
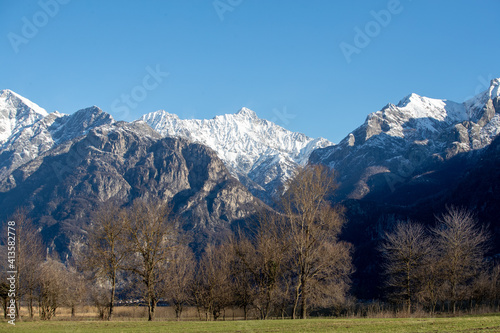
xmin=0 ymin=120 xmax=261 ymax=256
xmin=139 ymin=107 xmax=333 ymax=202
xmin=0 ymin=95 xmax=116 ymax=183
xmin=310 ymin=79 xmax=500 ymax=200
xmin=2 ymin=79 xmax=500 ymax=205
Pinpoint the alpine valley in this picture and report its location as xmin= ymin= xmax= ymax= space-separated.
xmin=1 ymin=79 xmax=500 ymax=298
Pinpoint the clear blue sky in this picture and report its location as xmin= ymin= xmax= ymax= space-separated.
xmin=1 ymin=0 xmax=499 ymax=143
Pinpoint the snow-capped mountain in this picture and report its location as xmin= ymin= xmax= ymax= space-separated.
xmin=0 ymin=90 xmax=331 ymax=203
xmin=0 ymin=89 xmax=49 ymax=143
xmin=0 ymin=89 xmax=115 ymax=183
xmin=3 ymin=78 xmax=499 ymax=207
xmin=310 ymin=79 xmax=500 ymax=201
xmin=139 ymin=107 xmax=333 ymax=201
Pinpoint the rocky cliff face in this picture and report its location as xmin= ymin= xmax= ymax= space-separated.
xmin=310 ymin=79 xmax=500 ymax=201
xmin=0 ymin=89 xmax=115 ymax=184
xmin=139 ymin=108 xmax=332 ymax=203
xmin=0 ymin=121 xmax=260 ymax=256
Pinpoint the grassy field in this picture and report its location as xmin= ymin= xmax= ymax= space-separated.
xmin=2 ymin=315 xmax=500 ymax=333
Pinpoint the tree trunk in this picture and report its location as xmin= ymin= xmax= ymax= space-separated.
xmin=15 ymin=298 xmax=21 ymax=321
xmin=109 ymin=276 xmax=115 ymax=320
xmin=3 ymin=298 xmax=7 ymax=318
xmin=292 ymin=279 xmax=301 ymax=319
xmin=29 ymin=297 xmax=34 ymax=319
xmin=174 ymin=302 xmax=183 ymax=321
xmin=407 ymin=261 xmax=411 ymax=314
xmin=300 ymin=278 xmax=307 ymax=319
xmin=148 ymin=300 xmax=156 ymax=321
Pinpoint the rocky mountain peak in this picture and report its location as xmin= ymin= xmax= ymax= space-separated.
xmin=396 ymin=92 xmax=422 ymax=108
xmin=235 ymin=107 xmax=258 ymax=119
xmin=0 ymin=89 xmax=48 ymax=117
xmin=140 ymin=107 xmax=333 ymax=203
xmin=311 ymin=80 xmax=500 ymax=201
xmin=0 ymin=122 xmax=261 ymax=256
xmin=488 ymin=78 xmax=500 ymax=99
xmin=0 ymin=89 xmax=49 ymax=143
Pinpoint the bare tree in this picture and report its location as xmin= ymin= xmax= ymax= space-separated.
xmin=469 ymin=268 xmax=493 ymax=312
xmin=280 ymin=165 xmax=353 ymax=319
xmin=125 ymin=199 xmax=178 ymax=321
xmin=90 ymin=284 xmax=112 ymax=320
xmin=489 ymin=265 xmax=500 ymax=311
xmin=163 ymin=244 xmax=195 ymax=321
xmin=194 ymin=244 xmax=233 ymax=321
xmin=416 ymin=248 xmax=443 ymax=314
xmin=62 ymin=266 xmax=87 ymax=318
xmin=233 ymin=211 xmax=289 ymax=319
xmin=432 ymin=207 xmax=490 ymax=313
xmin=38 ymin=258 xmax=67 ymax=320
xmin=379 ymin=221 xmax=433 ymax=313
xmin=79 ymin=202 xmax=128 ymax=320
xmin=7 ymin=209 xmax=45 ymax=320
xmin=231 ymin=235 xmax=257 ymax=320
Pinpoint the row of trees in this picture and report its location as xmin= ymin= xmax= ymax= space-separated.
xmin=1 ymin=165 xmax=498 ymax=320
xmin=380 ymin=207 xmax=495 ymax=314
xmin=0 ymin=210 xmax=85 ymax=320
xmin=1 ymin=165 xmax=353 ymax=321
xmin=78 ymin=165 xmax=353 ymax=321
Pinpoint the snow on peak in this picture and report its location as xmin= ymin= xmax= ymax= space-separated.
xmin=0 ymin=90 xmax=117 ymax=181
xmin=395 ymin=93 xmax=460 ymax=120
xmin=236 ymin=107 xmax=258 ymax=119
xmin=391 ymin=92 xmax=464 ymax=124
xmin=465 ymin=78 xmax=500 ymax=118
xmin=0 ymin=89 xmax=50 ymax=143
xmin=140 ymin=108 xmax=333 ymax=199
xmin=397 ymin=93 xmax=422 ymax=108
xmin=0 ymin=89 xmax=48 ymax=117
xmin=144 ymin=109 xmax=179 ymax=120
xmin=338 ymin=79 xmax=500 ymax=156
xmin=489 ymin=78 xmax=500 ymax=99
xmin=358 ymin=90 xmax=471 ymax=142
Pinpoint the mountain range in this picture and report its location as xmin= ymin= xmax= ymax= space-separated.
xmin=309 ymin=79 xmax=500 ymax=298
xmin=139 ymin=108 xmax=332 ymax=203
xmin=311 ymin=78 xmax=500 ymax=202
xmin=1 ymin=79 xmax=499 ymax=294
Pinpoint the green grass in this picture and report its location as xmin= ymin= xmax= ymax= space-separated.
xmin=2 ymin=315 xmax=500 ymax=332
